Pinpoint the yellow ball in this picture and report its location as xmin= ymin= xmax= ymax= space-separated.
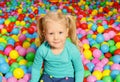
xmin=11 ymin=35 xmax=19 ymax=41
xmin=23 ymin=41 xmax=30 ymax=48
xmin=107 ymin=61 xmax=114 ymax=66
xmin=1 ymin=28 xmax=7 ymax=35
xmin=20 ymin=21 xmax=26 ymax=26
xmin=19 ymin=59 xmax=27 ymax=65
xmin=92 ymin=70 xmax=102 ymax=80
xmin=97 ymin=26 xmax=104 ymax=33
xmin=15 ymin=21 xmax=20 ymax=26
xmin=116 ymin=42 xmax=120 ymax=49
xmin=83 ymin=43 xmax=90 ymax=50
xmin=13 ymin=68 xmax=24 ymax=79
xmin=102 ymin=70 xmax=111 ymax=77
xmin=4 ymin=19 xmax=10 ymax=25
xmin=9 ymin=50 xmax=19 ymax=59
xmin=83 ymin=49 xmax=92 ymax=59
xmin=18 ymin=8 xmax=22 ymax=14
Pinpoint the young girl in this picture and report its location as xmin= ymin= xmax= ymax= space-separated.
xmin=30 ymin=11 xmax=84 ymax=82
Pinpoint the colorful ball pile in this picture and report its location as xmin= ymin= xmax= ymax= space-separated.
xmin=0 ymin=0 xmax=120 ymax=82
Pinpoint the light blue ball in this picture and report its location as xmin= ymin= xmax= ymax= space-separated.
xmin=100 ymin=44 xmax=109 ymax=53
xmin=112 ymin=55 xmax=120 ymax=64
xmin=0 ymin=57 xmax=6 ymax=64
xmin=5 ymin=72 xmax=12 ymax=79
xmin=0 ymin=63 xmax=10 ymax=74
xmin=110 ymin=70 xmax=120 ymax=79
xmin=91 ymin=24 xmax=97 ymax=31
xmin=96 ymin=34 xmax=104 ymax=43
xmin=86 ymin=62 xmax=95 ymax=72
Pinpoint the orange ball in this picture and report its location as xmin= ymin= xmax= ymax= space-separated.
xmin=49 ymin=0 xmax=59 ymax=3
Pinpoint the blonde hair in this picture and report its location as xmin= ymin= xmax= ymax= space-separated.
xmin=36 ymin=11 xmax=83 ymax=52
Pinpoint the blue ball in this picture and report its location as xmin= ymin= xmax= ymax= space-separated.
xmin=91 ymin=24 xmax=97 ymax=31
xmin=110 ymin=70 xmax=120 ymax=79
xmin=112 ymin=55 xmax=120 ymax=64
xmin=0 ymin=63 xmax=10 ymax=74
xmin=104 ymin=65 xmax=110 ymax=70
xmin=100 ymin=44 xmax=109 ymax=53
xmin=5 ymin=72 xmax=12 ymax=79
xmin=96 ymin=34 xmax=104 ymax=43
xmin=0 ymin=57 xmax=6 ymax=64
xmin=86 ymin=62 xmax=95 ymax=72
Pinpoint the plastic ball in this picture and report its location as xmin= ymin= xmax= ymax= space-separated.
xmin=26 ymin=52 xmax=35 ymax=62
xmin=87 ymin=75 xmax=96 ymax=82
xmin=115 ymin=74 xmax=120 ymax=82
xmin=109 ymin=46 xmax=117 ymax=54
xmin=0 ymin=57 xmax=6 ymax=64
xmin=83 ymin=43 xmax=90 ymax=50
xmin=4 ymin=46 xmax=13 ymax=56
xmin=110 ymin=70 xmax=120 ymax=79
xmin=111 ymin=64 xmax=120 ymax=70
xmin=5 ymin=71 xmax=12 ymax=79
xmin=13 ymin=68 xmax=24 ymax=79
xmin=113 ymin=35 xmax=120 ymax=42
xmin=19 ymin=59 xmax=27 ymax=65
xmin=18 ymin=47 xmax=26 ymax=56
xmin=108 ymin=40 xmax=115 ymax=47
xmin=23 ymin=41 xmax=30 ymax=49
xmin=114 ymin=49 xmax=120 ymax=55
xmin=0 ymin=63 xmax=9 ymax=74
xmin=102 ymin=70 xmax=111 ymax=77
xmin=97 ymin=26 xmax=104 ymax=33
xmin=28 ymin=27 xmax=35 ymax=34
xmin=83 ymin=49 xmax=92 ymax=59
xmin=96 ymin=34 xmax=104 ymax=43
xmin=9 ymin=50 xmax=19 ymax=59
xmin=100 ymin=44 xmax=109 ymax=53
xmin=112 ymin=55 xmax=120 ymax=64
xmin=92 ymin=70 xmax=102 ymax=80
xmin=19 ymin=34 xmax=26 ymax=42
xmin=92 ymin=49 xmax=102 ymax=58
xmin=84 ymin=70 xmax=91 ymax=78
xmin=116 ymin=42 xmax=120 ymax=49
xmin=102 ymin=76 xmax=112 ymax=82
xmin=23 ymin=73 xmax=31 ymax=81
xmin=7 ymin=76 xmax=17 ymax=82
xmin=103 ymin=33 xmax=110 ymax=41
xmin=86 ymin=62 xmax=95 ymax=72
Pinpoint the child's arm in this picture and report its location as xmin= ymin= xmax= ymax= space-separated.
xmin=30 ymin=48 xmax=43 ymax=82
xmin=71 ymin=48 xmax=84 ymax=82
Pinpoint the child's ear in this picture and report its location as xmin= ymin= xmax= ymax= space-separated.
xmin=66 ymin=28 xmax=69 ymax=37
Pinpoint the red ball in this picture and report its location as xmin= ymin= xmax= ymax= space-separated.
xmin=28 ymin=14 xmax=34 ymax=19
xmin=15 ymin=41 xmax=23 ymax=46
xmin=113 ymin=35 xmax=120 ymax=42
xmin=28 ymin=27 xmax=35 ymax=34
xmin=104 ymin=52 xmax=112 ymax=58
xmin=8 ymin=59 xmax=16 ymax=65
xmin=80 ymin=23 xmax=88 ymax=29
xmin=114 ymin=49 xmax=120 ymax=55
xmin=34 ymin=9 xmax=38 ymax=14
xmin=83 ymin=78 xmax=87 ymax=82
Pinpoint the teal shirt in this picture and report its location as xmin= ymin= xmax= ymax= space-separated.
xmin=30 ymin=40 xmax=84 ymax=82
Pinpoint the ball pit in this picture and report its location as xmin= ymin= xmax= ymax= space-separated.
xmin=0 ymin=0 xmax=120 ymax=82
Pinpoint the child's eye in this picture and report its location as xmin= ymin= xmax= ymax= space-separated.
xmin=59 ymin=32 xmax=63 ymax=34
xmin=49 ymin=33 xmax=53 ymax=35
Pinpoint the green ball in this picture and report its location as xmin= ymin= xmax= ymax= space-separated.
xmin=92 ymin=43 xmax=100 ymax=49
xmin=108 ymin=40 xmax=115 ymax=47
xmin=17 ymin=56 xmax=24 ymax=62
xmin=11 ymin=62 xmax=19 ymax=69
xmin=115 ymin=74 xmax=120 ymax=82
xmin=87 ymin=34 xmax=92 ymax=38
xmin=84 ymin=70 xmax=91 ymax=77
xmin=109 ymin=46 xmax=117 ymax=54
xmin=26 ymin=52 xmax=35 ymax=62
xmin=26 ymin=61 xmax=33 ymax=67
xmin=102 ymin=76 xmax=113 ymax=82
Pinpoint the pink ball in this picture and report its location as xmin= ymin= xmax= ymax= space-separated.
xmin=18 ymin=47 xmax=26 ymax=56
xmin=0 ymin=25 xmax=4 ymax=29
xmin=23 ymin=74 xmax=31 ymax=81
xmin=19 ymin=34 xmax=26 ymax=42
xmin=92 ymin=49 xmax=102 ymax=58
xmin=96 ymin=62 xmax=104 ymax=68
xmin=7 ymin=77 xmax=17 ymax=82
xmin=92 ymin=58 xmax=100 ymax=65
xmin=2 ymin=77 xmax=7 ymax=82
xmin=111 ymin=64 xmax=120 ymax=70
xmin=94 ymin=66 xmax=103 ymax=72
xmin=103 ymin=33 xmax=110 ymax=41
xmin=4 ymin=47 xmax=12 ymax=56
xmin=101 ymin=58 xmax=109 ymax=65
xmin=82 ymin=39 xmax=89 ymax=44
xmin=18 ymin=79 xmax=26 ymax=82
xmin=15 ymin=46 xmax=22 ymax=51
xmin=83 ymin=58 xmax=90 ymax=65
xmin=27 ymin=48 xmax=35 ymax=53
xmin=108 ymin=31 xmax=116 ymax=39
xmin=87 ymin=75 xmax=97 ymax=82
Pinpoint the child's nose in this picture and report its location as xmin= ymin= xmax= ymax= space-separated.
xmin=54 ymin=34 xmax=58 ymax=40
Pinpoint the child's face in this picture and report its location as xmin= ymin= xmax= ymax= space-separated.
xmin=44 ymin=21 xmax=68 ymax=49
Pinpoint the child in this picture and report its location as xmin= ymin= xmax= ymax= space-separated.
xmin=30 ymin=11 xmax=84 ymax=82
